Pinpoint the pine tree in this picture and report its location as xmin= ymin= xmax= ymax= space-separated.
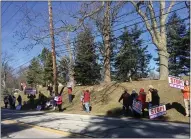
xmin=115 ymin=25 xmax=152 ymax=81
xmin=166 ymin=12 xmax=189 ymax=76
xmin=74 ymin=28 xmax=101 ymax=85
xmin=58 ymin=56 xmax=69 ymax=85
xmin=39 ymin=48 xmax=53 ymax=86
xmin=26 ymin=58 xmax=43 ymax=87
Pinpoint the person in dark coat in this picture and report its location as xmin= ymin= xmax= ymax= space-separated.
xmin=8 ymin=95 xmax=13 ymax=109
xmin=17 ymin=95 xmax=22 ymax=105
xmin=4 ymin=96 xmax=9 ymax=108
xmin=12 ymin=95 xmax=16 ymax=109
xmin=118 ymin=89 xmax=130 ymax=115
xmin=148 ymin=85 xmax=160 ymax=107
xmin=28 ymin=94 xmax=36 ymax=109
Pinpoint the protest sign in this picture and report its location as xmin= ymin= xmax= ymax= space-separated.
xmin=36 ymin=105 xmax=42 ymax=111
xmin=54 ymin=96 xmax=58 ymax=101
xmin=168 ymin=76 xmax=184 ymax=89
xmin=16 ymin=105 xmax=21 ymax=110
xmin=149 ymin=104 xmax=167 ymax=119
xmin=132 ymin=100 xmax=142 ymax=114
xmin=25 ymin=88 xmax=37 ymax=95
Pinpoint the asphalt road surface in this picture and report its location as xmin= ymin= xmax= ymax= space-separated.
xmin=1 ymin=109 xmax=190 ymax=138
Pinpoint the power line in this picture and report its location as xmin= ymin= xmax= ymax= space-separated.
xmin=1 ymin=1 xmax=27 ymax=28
xmin=2 ymin=1 xmax=13 ymax=15
xmin=55 ymin=6 xmax=187 ymax=50
xmin=4 ymin=5 xmax=188 ymax=75
xmin=2 ymin=2 xmax=37 ymax=40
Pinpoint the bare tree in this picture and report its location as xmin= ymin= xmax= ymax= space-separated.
xmin=130 ymin=1 xmax=175 ymax=80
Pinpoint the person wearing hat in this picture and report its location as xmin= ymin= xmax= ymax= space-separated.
xmin=181 ymin=80 xmax=190 ymax=117
xmin=148 ymin=85 xmax=160 ymax=107
xmin=118 ymin=89 xmax=131 ymax=116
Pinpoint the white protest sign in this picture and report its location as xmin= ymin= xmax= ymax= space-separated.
xmin=16 ymin=105 xmax=21 ymax=110
xmin=25 ymin=88 xmax=37 ymax=95
xmin=36 ymin=105 xmax=42 ymax=111
xmin=149 ymin=104 xmax=167 ymax=119
xmin=132 ymin=100 xmax=142 ymax=114
xmin=168 ymin=76 xmax=184 ymax=89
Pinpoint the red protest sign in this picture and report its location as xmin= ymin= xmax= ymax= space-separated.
xmin=168 ymin=76 xmax=184 ymax=89
xmin=149 ymin=105 xmax=167 ymax=119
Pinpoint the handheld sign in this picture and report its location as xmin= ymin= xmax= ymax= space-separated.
xmin=149 ymin=104 xmax=167 ymax=119
xmin=16 ymin=105 xmax=21 ymax=110
xmin=168 ymin=76 xmax=184 ymax=89
xmin=36 ymin=105 xmax=42 ymax=111
xmin=25 ymin=88 xmax=37 ymax=95
xmin=132 ymin=100 xmax=142 ymax=114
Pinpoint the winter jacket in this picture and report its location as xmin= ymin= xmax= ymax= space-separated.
xmin=182 ymin=85 xmax=190 ymax=100
xmin=146 ymin=91 xmax=152 ymax=102
xmin=137 ymin=92 xmax=146 ymax=109
xmin=119 ymin=92 xmax=130 ymax=106
xmin=149 ymin=89 xmax=160 ymax=106
xmin=57 ymin=96 xmax=62 ymax=105
xmin=83 ymin=91 xmax=90 ymax=103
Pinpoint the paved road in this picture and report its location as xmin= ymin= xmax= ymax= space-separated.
xmin=1 ymin=109 xmax=190 ymax=138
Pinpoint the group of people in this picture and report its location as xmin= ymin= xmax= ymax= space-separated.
xmin=4 ymin=95 xmax=22 ymax=109
xmin=118 ymin=85 xmax=160 ymax=117
xmin=118 ymin=80 xmax=190 ymax=117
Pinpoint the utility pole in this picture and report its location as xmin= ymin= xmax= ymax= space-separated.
xmin=48 ymin=0 xmax=58 ymax=94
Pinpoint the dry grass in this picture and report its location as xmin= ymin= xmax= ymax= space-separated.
xmin=4 ymin=78 xmax=190 ymax=123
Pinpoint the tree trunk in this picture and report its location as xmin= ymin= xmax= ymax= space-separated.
xmin=158 ymin=50 xmax=169 ymax=80
xmin=48 ymin=0 xmax=58 ymax=94
xmin=103 ymin=2 xmax=111 ymax=83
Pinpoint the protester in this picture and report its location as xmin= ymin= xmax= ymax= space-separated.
xmin=148 ymin=85 xmax=160 ymax=107
xmin=83 ymin=90 xmax=91 ymax=113
xmin=68 ymin=87 xmax=72 ymax=103
xmin=137 ymin=88 xmax=147 ymax=116
xmin=118 ymin=89 xmax=130 ymax=115
xmin=129 ymin=89 xmax=138 ymax=106
xmin=38 ymin=91 xmax=46 ymax=109
xmin=27 ymin=94 xmax=36 ymax=109
xmin=4 ymin=96 xmax=9 ymax=108
xmin=21 ymin=83 xmax=23 ymax=91
xmin=12 ymin=95 xmax=16 ymax=109
xmin=47 ymin=84 xmax=53 ymax=96
xmin=181 ymin=80 xmax=190 ymax=117
xmin=57 ymin=94 xmax=63 ymax=112
xmin=17 ymin=95 xmax=22 ymax=105
xmin=8 ymin=95 xmax=13 ymax=109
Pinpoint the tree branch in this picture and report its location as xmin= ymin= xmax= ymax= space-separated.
xmin=130 ymin=1 xmax=158 ymax=45
xmin=165 ymin=1 xmax=175 ymax=20
xmin=148 ymin=1 xmax=160 ymax=41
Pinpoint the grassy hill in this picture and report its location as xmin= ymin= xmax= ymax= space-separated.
xmin=5 ymin=78 xmax=190 ymax=123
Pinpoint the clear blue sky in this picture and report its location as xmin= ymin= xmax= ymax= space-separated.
xmin=1 ymin=1 xmax=189 ymax=75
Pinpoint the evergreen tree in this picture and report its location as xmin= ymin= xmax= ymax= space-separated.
xmin=115 ymin=25 xmax=152 ymax=81
xmin=74 ymin=28 xmax=101 ymax=85
xmin=58 ymin=56 xmax=69 ymax=85
xmin=39 ymin=48 xmax=53 ymax=86
xmin=26 ymin=58 xmax=43 ymax=87
xmin=166 ymin=12 xmax=189 ymax=76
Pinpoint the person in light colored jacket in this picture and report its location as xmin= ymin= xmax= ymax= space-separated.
xmin=181 ymin=80 xmax=190 ymax=117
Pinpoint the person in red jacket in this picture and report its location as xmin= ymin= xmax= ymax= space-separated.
xmin=181 ymin=80 xmax=190 ymax=117
xmin=57 ymin=94 xmax=63 ymax=112
xmin=137 ymin=88 xmax=146 ymax=116
xmin=83 ymin=90 xmax=90 ymax=113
